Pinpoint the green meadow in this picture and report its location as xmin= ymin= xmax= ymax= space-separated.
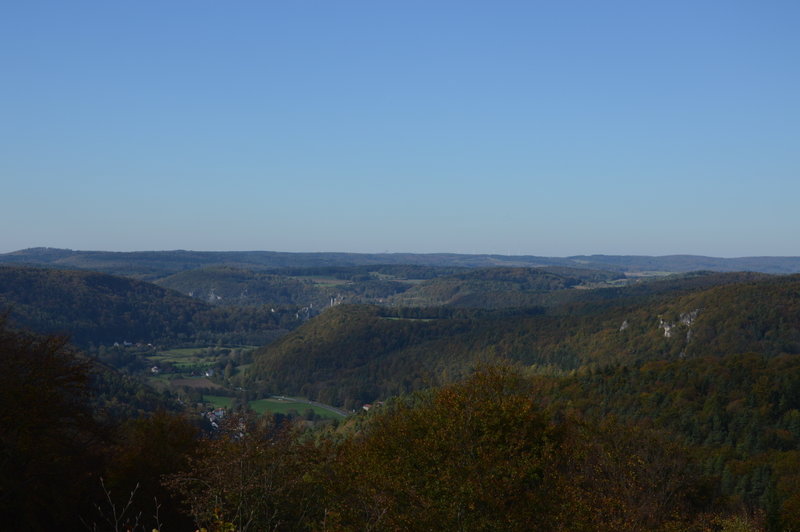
xmin=202 ymin=395 xmax=345 ymax=420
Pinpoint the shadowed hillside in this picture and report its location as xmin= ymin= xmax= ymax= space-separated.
xmin=0 ymin=265 xmax=297 ymax=347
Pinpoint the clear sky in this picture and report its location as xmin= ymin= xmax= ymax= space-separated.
xmin=1 ymin=1 xmax=798 ymax=257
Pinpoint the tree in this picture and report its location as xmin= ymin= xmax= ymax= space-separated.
xmin=325 ymin=365 xmax=717 ymax=531
xmin=166 ymin=414 xmax=327 ymax=531
xmin=326 ymin=366 xmax=569 ymax=531
xmin=103 ymin=410 xmax=200 ymax=531
xmin=0 ymin=318 xmax=104 ymax=530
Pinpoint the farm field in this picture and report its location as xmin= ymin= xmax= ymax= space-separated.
xmin=249 ymin=398 xmax=346 ymax=419
xmin=292 ymin=275 xmax=350 ymax=287
xmin=201 ymin=395 xmax=346 ymax=420
xmin=144 ymin=345 xmax=257 ymax=395
xmin=202 ymin=394 xmax=234 ymax=409
xmin=146 ymin=345 xmax=257 ymax=372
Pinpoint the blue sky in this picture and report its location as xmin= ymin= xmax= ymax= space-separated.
xmin=1 ymin=1 xmax=798 ymax=256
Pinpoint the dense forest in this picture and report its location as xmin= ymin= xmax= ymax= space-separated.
xmin=0 ymin=321 xmax=782 ymax=531
xmin=249 ymin=273 xmax=799 ymax=407
xmin=388 ymin=266 xmax=625 ymax=307
xmin=0 ymin=265 xmax=304 ymax=348
xmin=2 ymin=259 xmax=800 ymax=530
xmin=155 ymin=265 xmax=416 ymax=308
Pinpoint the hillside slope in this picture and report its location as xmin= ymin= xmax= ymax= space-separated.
xmin=156 ymin=266 xmax=414 ymax=307
xmin=0 ymin=266 xmax=295 ymax=347
xmin=156 ymin=267 xmax=324 ymax=306
xmin=250 ymin=274 xmax=800 ymax=407
xmin=389 ymin=266 xmax=625 ymax=307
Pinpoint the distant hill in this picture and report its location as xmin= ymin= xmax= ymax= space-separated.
xmin=248 ymin=272 xmax=800 ymax=408
xmin=569 ymin=254 xmax=800 ymax=274
xmin=156 ymin=265 xmax=626 ymax=309
xmin=3 ymin=247 xmax=800 ymax=279
xmin=0 ymin=265 xmax=297 ymax=347
xmin=0 ymin=248 xmax=564 ymax=280
xmin=155 ymin=267 xmax=326 ymax=307
xmin=155 ymin=265 xmax=429 ymax=308
xmin=389 ymin=266 xmax=625 ymax=307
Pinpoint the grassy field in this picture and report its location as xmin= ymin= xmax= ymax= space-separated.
xmin=147 ymin=345 xmax=257 ymax=372
xmin=203 ymin=394 xmax=234 ymax=408
xmin=148 ymin=359 xmax=214 ymax=371
xmin=145 ymin=345 xmax=253 ymax=394
xmin=144 ymin=347 xmax=345 ymax=419
xmin=158 ymin=347 xmax=208 ymax=357
xmin=147 ymin=347 xmax=215 ymax=369
xmin=200 ymin=395 xmax=345 ymax=420
xmin=248 ymin=398 xmax=344 ymax=418
xmin=381 ymin=316 xmax=437 ymax=322
xmin=171 ymin=377 xmax=226 ymax=389
xmin=292 ymin=275 xmax=350 ymax=287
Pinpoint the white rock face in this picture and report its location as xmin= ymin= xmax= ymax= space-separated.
xmin=659 ymin=318 xmax=674 ymax=338
xmin=680 ymin=309 xmax=701 ymax=326
xmin=658 ymin=309 xmax=701 ymax=346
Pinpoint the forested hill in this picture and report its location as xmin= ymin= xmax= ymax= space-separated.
xmin=3 ymin=247 xmax=800 ymax=279
xmin=155 ymin=267 xmax=325 ymax=306
xmin=569 ymin=254 xmax=800 ymax=274
xmin=389 ymin=266 xmax=625 ymax=307
xmin=0 ymin=266 xmax=295 ymax=347
xmin=528 ymin=353 xmax=800 ymax=528
xmin=249 ymin=273 xmax=800 ymax=408
xmin=155 ymin=265 xmax=417 ymax=308
xmin=157 ymin=265 xmax=629 ymax=309
xmin=245 ymin=272 xmax=800 ymax=524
